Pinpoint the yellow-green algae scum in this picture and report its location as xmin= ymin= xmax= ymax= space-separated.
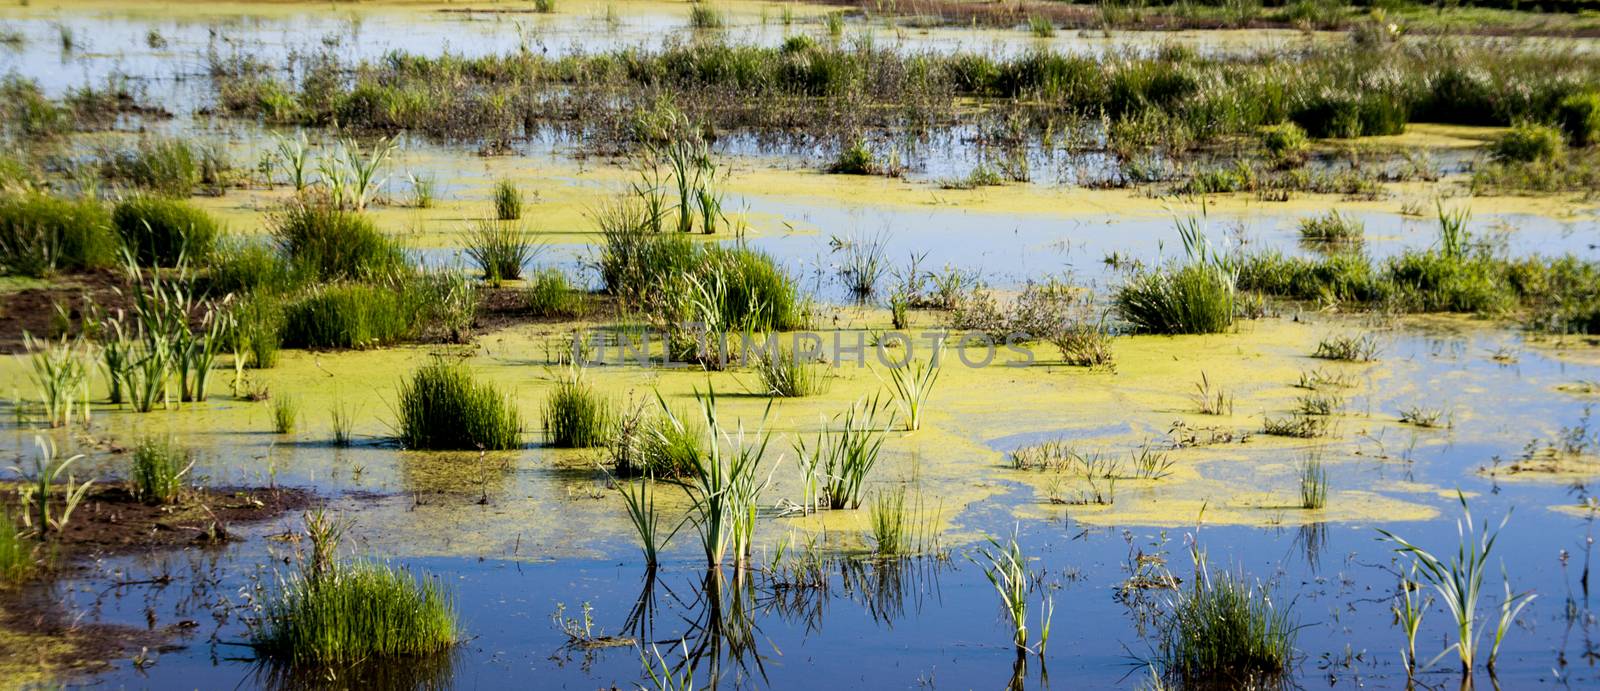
xmin=7 ymin=308 xmax=1491 ymax=561
xmin=16 ymin=129 xmax=1600 ymax=561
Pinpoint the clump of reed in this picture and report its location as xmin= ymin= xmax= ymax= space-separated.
xmin=112 ymin=195 xmax=221 ymax=266
xmin=0 ymin=511 xmax=35 ymax=584
xmin=1377 ymin=493 xmax=1534 ymax=675
xmin=1155 ymin=566 xmax=1296 ymax=688
xmin=611 ymin=398 xmax=706 ymax=478
xmin=1115 ymin=220 xmax=1235 ymax=335
xmin=792 ymin=397 xmax=893 ymax=510
xmin=1026 ymin=16 xmax=1055 ymax=38
xmin=273 ymin=395 xmax=299 ymax=433
xmin=616 ymin=478 xmax=666 ymax=567
xmin=1116 ymin=263 xmax=1235 ymax=335
xmin=542 ymin=368 xmax=614 ymax=448
xmin=14 ymin=437 xmax=94 ymax=536
xmin=1191 ymin=372 xmax=1233 ymax=415
xmin=465 ymin=219 xmax=540 ymax=283
xmin=98 ymin=138 xmax=203 ymax=197
xmin=882 ymin=358 xmax=939 ymax=431
xmin=1298 ymin=457 xmax=1326 ymax=510
xmin=672 ymin=388 xmax=770 ymax=569
xmin=868 ymin=486 xmax=913 ymax=557
xmin=1398 ymin=405 xmax=1445 ymax=428
xmin=524 ymin=268 xmax=587 ymax=317
xmin=130 ymin=437 xmax=193 ymax=505
xmin=397 ymin=360 xmax=523 ymax=450
xmin=827 ymin=138 xmax=893 ymax=176
xmin=252 ymin=512 xmax=458 ymax=665
xmin=24 ymin=333 xmax=91 ymax=428
xmin=1297 ymin=209 xmax=1363 ymax=245
xmin=970 ymin=533 xmax=1052 ymax=657
xmin=1261 ymin=413 xmax=1327 ymax=438
xmin=270 ymin=202 xmax=407 ymax=281
xmin=595 ymin=205 xmax=697 ymax=299
xmin=688 ymin=3 xmax=724 ymax=29
xmin=0 ymin=192 xmax=118 ymax=277
xmin=491 ymin=179 xmax=524 ymax=221
xmin=1312 ymin=333 xmax=1380 ymax=361
xmin=280 ymin=283 xmax=413 ymax=349
xmin=756 ymin=347 xmax=828 ymax=397
xmin=833 ymin=233 xmax=888 ymax=297
xmin=204 ymin=239 xmax=300 ymax=295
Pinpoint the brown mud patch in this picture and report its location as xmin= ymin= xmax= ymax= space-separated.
xmin=0 ymin=485 xmax=312 ymax=686
xmin=0 ymin=269 xmax=128 ymax=355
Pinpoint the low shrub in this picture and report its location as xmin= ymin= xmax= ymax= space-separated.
xmin=1492 ymin=122 xmax=1566 ymax=163
xmin=1260 ymin=122 xmax=1309 ymax=167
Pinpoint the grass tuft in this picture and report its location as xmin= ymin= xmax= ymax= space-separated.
xmin=756 ymin=347 xmax=828 ymax=397
xmin=1115 ymin=263 xmax=1234 ymax=335
xmin=271 ymin=203 xmax=407 ymax=281
xmin=1156 ymin=568 xmax=1296 ymax=688
xmin=491 ymin=179 xmax=524 ymax=221
xmin=130 ymin=437 xmax=192 ymax=505
xmin=397 ymin=360 xmax=523 ymax=450
xmin=542 ymin=369 xmax=614 ymax=448
xmin=1297 ymin=210 xmax=1363 ymax=245
xmin=0 ymin=192 xmax=117 ymax=276
xmin=254 ymin=558 xmax=457 ymax=665
xmin=112 ymin=195 xmax=221 ymax=266
xmin=465 ymin=220 xmax=540 ymax=282
xmin=524 ymin=268 xmax=587 ymax=317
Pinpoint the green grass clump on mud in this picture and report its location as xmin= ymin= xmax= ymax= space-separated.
xmin=130 ymin=437 xmax=190 ymax=505
xmin=0 ymin=193 xmax=117 ymax=276
xmin=113 ymin=195 xmax=221 ymax=266
xmin=280 ymin=284 xmax=415 ymax=349
xmin=397 ymin=360 xmax=522 ymax=451
xmin=270 ymin=203 xmax=407 ymax=281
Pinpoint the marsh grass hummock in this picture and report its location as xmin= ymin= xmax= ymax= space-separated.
xmin=254 ymin=560 xmax=458 ymax=665
xmin=1115 ymin=263 xmax=1235 ymax=335
xmin=543 ymin=371 xmax=614 ymax=448
xmin=271 ymin=203 xmax=407 ymax=281
xmin=465 ymin=219 xmax=540 ymax=282
xmin=397 ymin=360 xmax=522 ymax=450
xmin=0 ymin=192 xmax=117 ymax=277
xmin=113 ymin=195 xmax=221 ymax=266
xmin=130 ymin=437 xmax=192 ymax=505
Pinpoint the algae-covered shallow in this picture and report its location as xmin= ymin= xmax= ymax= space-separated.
xmin=4 ymin=0 xmax=1600 ymax=689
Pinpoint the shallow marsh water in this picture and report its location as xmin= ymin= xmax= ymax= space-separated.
xmin=3 ymin=1 xmax=1600 ymax=689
